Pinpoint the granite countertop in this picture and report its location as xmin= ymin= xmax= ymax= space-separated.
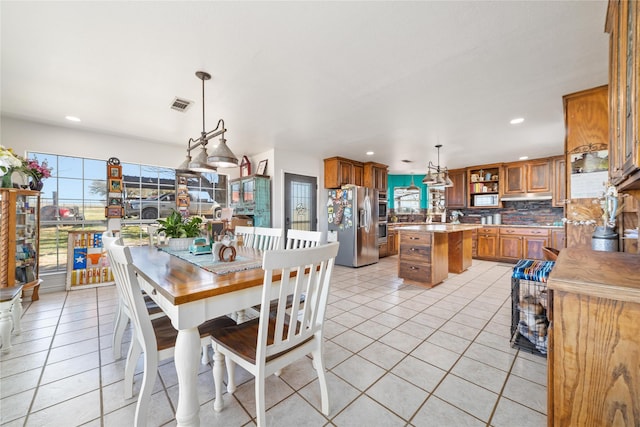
xmin=388 ymin=222 xmax=563 ymax=229
xmin=393 ymin=224 xmax=481 ymax=233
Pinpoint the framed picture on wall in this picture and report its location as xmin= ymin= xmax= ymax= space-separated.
xmin=108 ymin=165 xmax=122 ymax=179
xmin=108 ymin=179 xmax=122 ymax=193
xmin=105 ymin=206 xmax=123 ymax=218
xmin=256 ymin=159 xmax=268 ymax=176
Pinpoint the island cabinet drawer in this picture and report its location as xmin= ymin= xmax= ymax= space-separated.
xmin=399 ymin=231 xmax=432 ymax=245
xmin=500 ymin=227 xmax=550 ymax=237
xmin=477 ymin=227 xmax=498 ymax=235
xmin=398 ymin=261 xmax=431 ymax=283
xmin=399 ymin=244 xmax=431 ymax=260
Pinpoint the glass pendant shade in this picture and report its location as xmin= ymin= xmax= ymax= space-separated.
xmin=207 ymin=137 xmax=239 ymax=168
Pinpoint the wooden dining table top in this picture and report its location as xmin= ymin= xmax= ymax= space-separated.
xmin=129 ymin=245 xmax=275 ymax=306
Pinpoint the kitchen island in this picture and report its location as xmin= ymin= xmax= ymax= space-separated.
xmin=396 ymin=224 xmax=480 ymax=288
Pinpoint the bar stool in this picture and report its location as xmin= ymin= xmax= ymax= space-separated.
xmin=0 ymin=285 xmax=23 ymax=353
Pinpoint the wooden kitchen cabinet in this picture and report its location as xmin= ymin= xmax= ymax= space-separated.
xmin=552 ymin=156 xmax=566 ymax=207
xmin=467 ymin=165 xmax=500 ymax=208
xmin=548 ymin=248 xmax=640 ymax=426
xmin=0 ymin=189 xmax=41 ymax=300
xmin=563 ymin=85 xmax=609 ymax=249
xmin=504 ymin=163 xmax=526 ymax=194
xmin=504 ymin=159 xmax=551 ymax=194
xmin=324 ymin=157 xmax=384 ymax=190
xmin=499 ymin=227 xmax=550 ymax=261
xmin=445 ymin=168 xmax=467 ymax=208
xmin=364 ymin=162 xmax=388 ymax=192
xmin=387 ymin=228 xmax=398 ymax=255
xmin=551 ymin=228 xmax=566 ymax=250
xmin=526 ymin=159 xmax=552 ymax=193
xmin=607 ymin=0 xmax=640 ymax=190
xmin=476 ymin=227 xmax=498 ymax=259
xmin=324 ymin=157 xmax=362 ymax=189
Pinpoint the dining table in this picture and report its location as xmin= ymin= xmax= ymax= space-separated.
xmin=129 ymin=244 xmax=276 ymax=427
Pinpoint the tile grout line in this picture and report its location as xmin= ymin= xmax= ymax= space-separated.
xmin=20 ymin=291 xmax=71 ymax=426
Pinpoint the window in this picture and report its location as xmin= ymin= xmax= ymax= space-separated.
xmin=29 ymin=152 xmax=228 ymax=274
xmin=393 ymin=187 xmax=421 ymax=213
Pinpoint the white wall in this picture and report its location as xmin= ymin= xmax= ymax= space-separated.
xmin=2 ymin=116 xmax=184 ymax=166
xmin=273 ymin=149 xmax=327 ymax=239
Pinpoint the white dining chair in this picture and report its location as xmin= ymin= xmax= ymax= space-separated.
xmin=146 ymin=223 xmax=164 ymax=246
xmin=234 ymin=225 xmax=255 ymax=248
xmin=252 ymin=227 xmax=283 ymax=251
xmin=107 ymin=239 xmax=237 ymax=427
xmin=103 ymin=232 xmax=164 ymax=360
xmin=211 ymin=242 xmax=339 ymax=427
xmin=103 ymin=232 xmax=209 ymax=363
xmin=285 ymin=229 xmax=322 ymax=249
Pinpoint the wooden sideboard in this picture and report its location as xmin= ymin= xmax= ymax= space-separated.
xmin=547 ymin=248 xmax=640 ymax=426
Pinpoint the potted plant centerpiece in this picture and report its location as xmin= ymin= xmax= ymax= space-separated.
xmin=157 ymin=210 xmax=203 ymax=250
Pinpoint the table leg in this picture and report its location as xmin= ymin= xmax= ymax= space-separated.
xmin=174 ymin=327 xmax=201 ymax=427
xmin=11 ymin=294 xmax=22 ymax=335
xmin=0 ymin=304 xmax=12 ymax=353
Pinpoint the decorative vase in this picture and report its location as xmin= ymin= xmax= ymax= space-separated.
xmin=29 ymin=178 xmax=44 ymax=191
xmin=591 ymin=226 xmax=618 ymax=252
xmin=11 ymin=170 xmax=29 ymax=189
xmin=168 ymin=237 xmax=193 ymax=251
xmin=1 ymin=172 xmax=12 ymax=188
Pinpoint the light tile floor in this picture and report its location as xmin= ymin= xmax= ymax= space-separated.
xmin=0 ymin=256 xmax=547 ymax=426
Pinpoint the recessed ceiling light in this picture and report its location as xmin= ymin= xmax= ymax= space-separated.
xmin=65 ymin=116 xmax=81 ymax=122
xmin=366 ymin=151 xmax=374 ymax=156
xmin=519 ymin=156 xmax=529 ymax=160
xmin=510 ymin=117 xmax=525 ymax=125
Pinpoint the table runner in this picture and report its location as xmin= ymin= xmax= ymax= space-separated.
xmin=159 ymin=247 xmax=262 ymax=275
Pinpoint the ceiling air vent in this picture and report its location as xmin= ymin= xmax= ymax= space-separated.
xmin=170 ymin=97 xmax=192 ymax=112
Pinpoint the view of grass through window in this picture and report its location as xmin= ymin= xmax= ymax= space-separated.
xmin=29 ymin=152 xmax=227 ymax=274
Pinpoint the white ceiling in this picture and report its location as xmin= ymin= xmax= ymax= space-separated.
xmin=1 ymin=1 xmax=610 ymax=173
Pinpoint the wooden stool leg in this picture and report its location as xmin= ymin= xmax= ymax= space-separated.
xmin=31 ymin=282 xmax=40 ymax=301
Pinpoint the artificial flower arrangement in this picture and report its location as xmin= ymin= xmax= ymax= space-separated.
xmin=24 ymin=158 xmax=52 ymax=181
xmin=0 ymin=145 xmax=23 ymax=177
xmin=563 ymin=182 xmax=626 ymax=229
xmin=0 ymin=144 xmax=52 ymax=188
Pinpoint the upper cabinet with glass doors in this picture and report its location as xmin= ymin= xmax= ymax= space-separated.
xmin=229 ymin=175 xmax=271 ymax=227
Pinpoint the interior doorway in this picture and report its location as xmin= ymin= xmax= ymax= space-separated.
xmin=284 ymin=173 xmax=317 ymax=231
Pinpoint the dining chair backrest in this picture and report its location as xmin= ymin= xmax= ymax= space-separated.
xmin=285 ymin=229 xmax=322 ymax=249
xmin=107 ymin=241 xmax=155 ymax=354
xmin=253 ymin=227 xmax=283 ymax=251
xmin=260 ymin=241 xmax=338 ymax=360
xmin=147 ymin=224 xmax=162 ymax=246
xmin=211 ymin=241 xmax=339 ymax=425
xmin=234 ymin=225 xmax=255 ymax=248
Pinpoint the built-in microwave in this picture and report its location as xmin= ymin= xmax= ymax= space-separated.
xmin=473 ymin=194 xmax=499 ymax=207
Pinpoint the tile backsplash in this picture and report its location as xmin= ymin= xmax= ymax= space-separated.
xmin=389 ymin=200 xmax=564 ymax=226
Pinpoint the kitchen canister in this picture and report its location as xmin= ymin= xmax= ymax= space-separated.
xmin=481 ymin=217 xmax=486 ymax=224
xmin=486 ymin=215 xmax=493 ymax=224
xmin=493 ymin=213 xmax=502 ymax=225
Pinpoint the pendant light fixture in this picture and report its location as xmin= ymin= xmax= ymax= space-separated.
xmin=422 ymin=144 xmax=453 ymax=188
xmin=407 ymin=173 xmax=420 ymax=191
xmin=176 ymin=71 xmax=238 ymax=175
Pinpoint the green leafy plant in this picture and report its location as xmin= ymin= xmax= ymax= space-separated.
xmin=157 ymin=210 xmax=203 ymax=238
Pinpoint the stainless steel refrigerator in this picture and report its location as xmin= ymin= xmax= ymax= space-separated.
xmin=327 ymin=186 xmax=378 ymax=267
